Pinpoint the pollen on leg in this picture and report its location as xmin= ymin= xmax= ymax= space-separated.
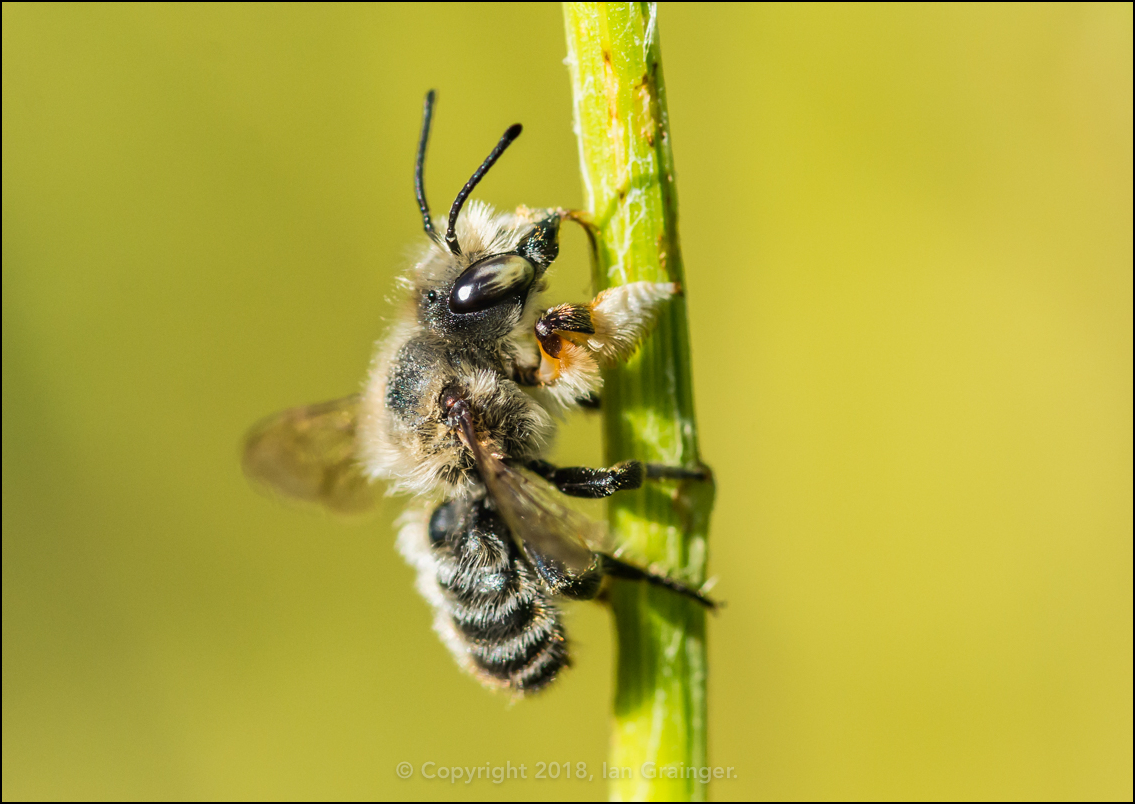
xmin=536 ymin=338 xmax=564 ymax=384
xmin=538 ymin=340 xmax=599 ymax=397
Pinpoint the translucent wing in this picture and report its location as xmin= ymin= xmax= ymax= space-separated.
xmin=242 ymin=395 xmax=379 ymax=516
xmin=449 ymin=401 xmax=606 ymax=584
xmin=485 ymin=458 xmax=608 ymax=577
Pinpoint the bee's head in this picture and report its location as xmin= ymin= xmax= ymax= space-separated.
xmin=409 ymin=91 xmax=561 ymax=343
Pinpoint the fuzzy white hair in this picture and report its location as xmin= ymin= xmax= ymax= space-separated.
xmin=408 ymin=201 xmax=547 ymax=288
xmin=586 ymin=281 xmax=677 ymax=365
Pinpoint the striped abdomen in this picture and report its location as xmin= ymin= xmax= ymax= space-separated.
xmin=428 ymin=497 xmax=568 ymax=694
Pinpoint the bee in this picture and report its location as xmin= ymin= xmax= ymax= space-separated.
xmin=243 ymin=91 xmax=714 ymax=696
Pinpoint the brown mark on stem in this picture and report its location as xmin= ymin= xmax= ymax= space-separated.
xmin=635 ymin=72 xmax=656 ymax=147
xmin=602 ymin=48 xmax=627 ymax=189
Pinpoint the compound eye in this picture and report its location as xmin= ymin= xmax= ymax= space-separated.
xmin=449 ymin=255 xmax=535 ymax=314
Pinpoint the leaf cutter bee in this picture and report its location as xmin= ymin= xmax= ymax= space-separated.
xmin=243 ymin=91 xmax=714 ymax=695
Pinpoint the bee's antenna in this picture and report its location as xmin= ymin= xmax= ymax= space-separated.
xmin=445 ymin=123 xmax=523 ymax=256
xmin=415 ymin=90 xmax=440 ymax=244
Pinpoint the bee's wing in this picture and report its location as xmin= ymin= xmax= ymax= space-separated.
xmin=242 ymin=395 xmax=379 ymax=516
xmin=456 ymin=428 xmax=606 ymax=584
xmin=486 ymin=458 xmax=608 ymax=573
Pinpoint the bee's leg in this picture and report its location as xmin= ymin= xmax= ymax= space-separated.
xmin=519 ymin=543 xmax=605 ymax=601
xmin=427 ymin=498 xmax=466 ymax=547
xmin=525 ymin=459 xmax=710 ymax=497
xmin=599 ymin=554 xmax=718 ymax=610
xmin=644 ymin=463 xmax=712 ymax=482
xmin=525 ymin=459 xmax=644 ymax=498
xmin=509 ymin=361 xmax=541 ymax=387
xmin=562 ymin=208 xmax=600 ymax=256
xmin=514 ymin=209 xmax=563 ymax=269
xmin=506 ymin=363 xmax=600 ymax=408
xmin=554 ymin=566 xmax=604 ymax=601
xmin=535 ymin=304 xmax=595 ymax=359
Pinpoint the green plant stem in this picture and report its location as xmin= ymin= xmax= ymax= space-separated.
xmin=563 ymin=4 xmax=714 ymax=801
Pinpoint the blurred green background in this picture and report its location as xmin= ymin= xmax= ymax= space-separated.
xmin=3 ymin=3 xmax=1131 ymax=800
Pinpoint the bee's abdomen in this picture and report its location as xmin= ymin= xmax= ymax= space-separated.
xmin=430 ymin=499 xmax=568 ymax=694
